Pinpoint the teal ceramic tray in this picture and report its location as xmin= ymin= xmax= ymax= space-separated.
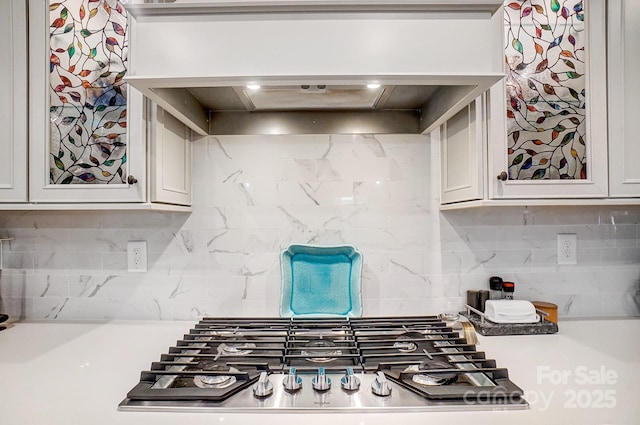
xmin=280 ymin=244 xmax=363 ymax=317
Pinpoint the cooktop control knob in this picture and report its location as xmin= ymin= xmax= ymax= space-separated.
xmin=340 ymin=367 xmax=361 ymax=391
xmin=282 ymin=367 xmax=302 ymax=392
xmin=371 ymin=371 xmax=392 ymax=397
xmin=253 ymin=371 xmax=274 ymax=398
xmin=312 ymin=367 xmax=331 ymax=392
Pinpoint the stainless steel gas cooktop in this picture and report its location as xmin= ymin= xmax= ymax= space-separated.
xmin=119 ymin=316 xmax=528 ymax=412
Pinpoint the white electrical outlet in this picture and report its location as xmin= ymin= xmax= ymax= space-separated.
xmin=557 ymin=233 xmax=577 ymax=265
xmin=127 ymin=241 xmax=148 ymax=272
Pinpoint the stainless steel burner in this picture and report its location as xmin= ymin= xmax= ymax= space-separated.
xmin=220 ymin=341 xmax=256 ymax=355
xmin=405 ymin=361 xmax=458 ymax=386
xmin=194 ymin=366 xmax=240 ymax=389
xmin=194 ymin=374 xmax=237 ymax=389
xmin=393 ymin=336 xmax=418 ymax=353
xmin=412 ymin=373 xmax=448 ymax=386
xmin=301 ymin=340 xmax=342 ymax=363
xmin=205 ymin=327 xmax=240 ymax=337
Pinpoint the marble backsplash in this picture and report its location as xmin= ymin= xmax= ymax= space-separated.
xmin=0 ymin=134 xmax=639 ymax=320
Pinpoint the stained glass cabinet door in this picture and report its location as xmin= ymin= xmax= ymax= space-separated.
xmin=488 ymin=0 xmax=608 ymax=199
xmin=28 ymin=0 xmax=145 ymax=203
xmin=0 ymin=0 xmax=27 ymax=202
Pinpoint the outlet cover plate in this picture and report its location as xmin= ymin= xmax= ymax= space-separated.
xmin=557 ymin=233 xmax=577 ymax=265
xmin=128 ymin=240 xmax=147 ymax=272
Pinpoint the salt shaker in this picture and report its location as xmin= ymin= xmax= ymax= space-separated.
xmin=502 ymin=281 xmax=515 ymax=299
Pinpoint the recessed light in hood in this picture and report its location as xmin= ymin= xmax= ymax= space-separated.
xmin=238 ymin=85 xmax=387 ymax=110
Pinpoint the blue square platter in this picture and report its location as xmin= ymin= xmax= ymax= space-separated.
xmin=280 ymin=244 xmax=363 ymax=317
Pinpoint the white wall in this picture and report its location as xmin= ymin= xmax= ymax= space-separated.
xmin=1 ymin=134 xmax=639 ymax=320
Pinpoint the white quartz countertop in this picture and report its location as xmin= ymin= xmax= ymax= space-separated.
xmin=1 ymin=318 xmax=638 ymax=425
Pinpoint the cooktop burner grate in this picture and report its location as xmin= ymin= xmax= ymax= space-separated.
xmin=120 ymin=316 xmax=527 ymax=412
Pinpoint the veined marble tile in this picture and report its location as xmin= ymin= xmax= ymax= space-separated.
xmin=102 ymin=253 xmax=128 ymax=271
xmin=215 ymin=135 xmax=330 ymax=160
xmin=2 ymin=252 xmax=35 ymax=273
xmin=598 ymin=224 xmax=638 ymax=248
xmin=168 ymin=251 xmax=247 ymax=277
xmin=242 ymin=252 xmax=280 ymax=277
xmin=0 ymin=229 xmax=37 ymax=251
xmin=376 ymin=275 xmax=429 ymax=299
xmin=527 ymin=206 xmax=602 ymax=226
xmin=180 ymin=207 xmax=229 ymax=231
xmin=327 ymin=158 xmax=393 ymax=182
xmin=165 ymin=276 xmax=247 ymax=301
xmin=240 ymin=298 xmax=280 ymax=317
xmin=554 ymin=294 xmax=604 ymax=317
xmin=243 ymin=275 xmax=281 ymax=300
xmin=353 ymin=180 xmax=427 ymax=206
xmin=321 ymin=134 xmax=387 ymax=159
xmin=600 ymin=247 xmax=640 ymax=266
xmin=245 ymin=229 xmax=285 ymax=253
xmin=463 ymin=249 xmax=532 ymax=274
xmin=433 ymin=250 xmax=464 ymax=274
xmin=173 ymin=297 xmax=244 ymax=320
xmin=99 ymin=210 xmax=176 ymax=229
xmin=0 ymin=297 xmax=29 ymax=320
xmin=387 ymin=250 xmax=426 ymax=277
xmin=283 ymin=158 xmax=317 ymax=181
xmin=314 ymin=159 xmax=344 ymax=182
xmin=101 ymin=297 xmax=174 ymax=320
xmin=33 ymin=251 xmax=103 ymax=275
xmin=278 ymin=181 xmax=354 ymax=206
xmin=0 ymin=274 xmax=68 ymax=298
xmin=225 ymin=206 xmax=306 ymax=230
xmin=341 ymin=228 xmax=402 ymax=251
xmin=207 ymin=182 xmax=262 ymax=207
xmin=30 ymin=297 xmax=105 ymax=320
xmin=360 ymin=250 xmax=390 ymax=276
xmin=1 ymin=133 xmax=639 ymax=321
xmin=67 ymin=275 xmax=178 ymax=299
xmin=600 ymin=291 xmax=640 ymax=317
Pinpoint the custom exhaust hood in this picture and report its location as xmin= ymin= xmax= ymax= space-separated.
xmin=125 ymin=1 xmax=505 ymax=135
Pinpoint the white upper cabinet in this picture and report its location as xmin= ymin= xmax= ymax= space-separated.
xmin=12 ymin=0 xmax=191 ymax=209
xmin=439 ymin=0 xmax=640 ymax=207
xmin=150 ymin=104 xmax=192 ymax=206
xmin=0 ymin=0 xmax=27 ymax=202
xmin=607 ymin=0 xmax=640 ymax=197
xmin=488 ymin=0 xmax=608 ymax=199
xmin=28 ymin=0 xmax=146 ymax=203
xmin=439 ymin=98 xmax=485 ymax=204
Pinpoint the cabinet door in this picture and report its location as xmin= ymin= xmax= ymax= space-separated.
xmin=608 ymin=0 xmax=640 ymax=197
xmin=440 ymin=98 xmax=484 ymax=204
xmin=488 ymin=0 xmax=608 ymax=199
xmin=28 ymin=0 xmax=145 ymax=203
xmin=150 ymin=104 xmax=192 ymax=206
xmin=0 ymin=0 xmax=27 ymax=202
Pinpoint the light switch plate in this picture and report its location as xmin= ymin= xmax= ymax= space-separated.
xmin=127 ymin=241 xmax=147 ymax=272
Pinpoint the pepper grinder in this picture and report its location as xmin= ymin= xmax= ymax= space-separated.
xmin=489 ymin=276 xmax=503 ymax=300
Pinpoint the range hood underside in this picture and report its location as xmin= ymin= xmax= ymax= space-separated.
xmin=134 ymin=79 xmax=500 ymax=136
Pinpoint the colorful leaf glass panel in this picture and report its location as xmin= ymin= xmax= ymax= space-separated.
xmin=504 ymin=0 xmax=587 ymax=180
xmin=49 ymin=0 xmax=128 ymax=184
